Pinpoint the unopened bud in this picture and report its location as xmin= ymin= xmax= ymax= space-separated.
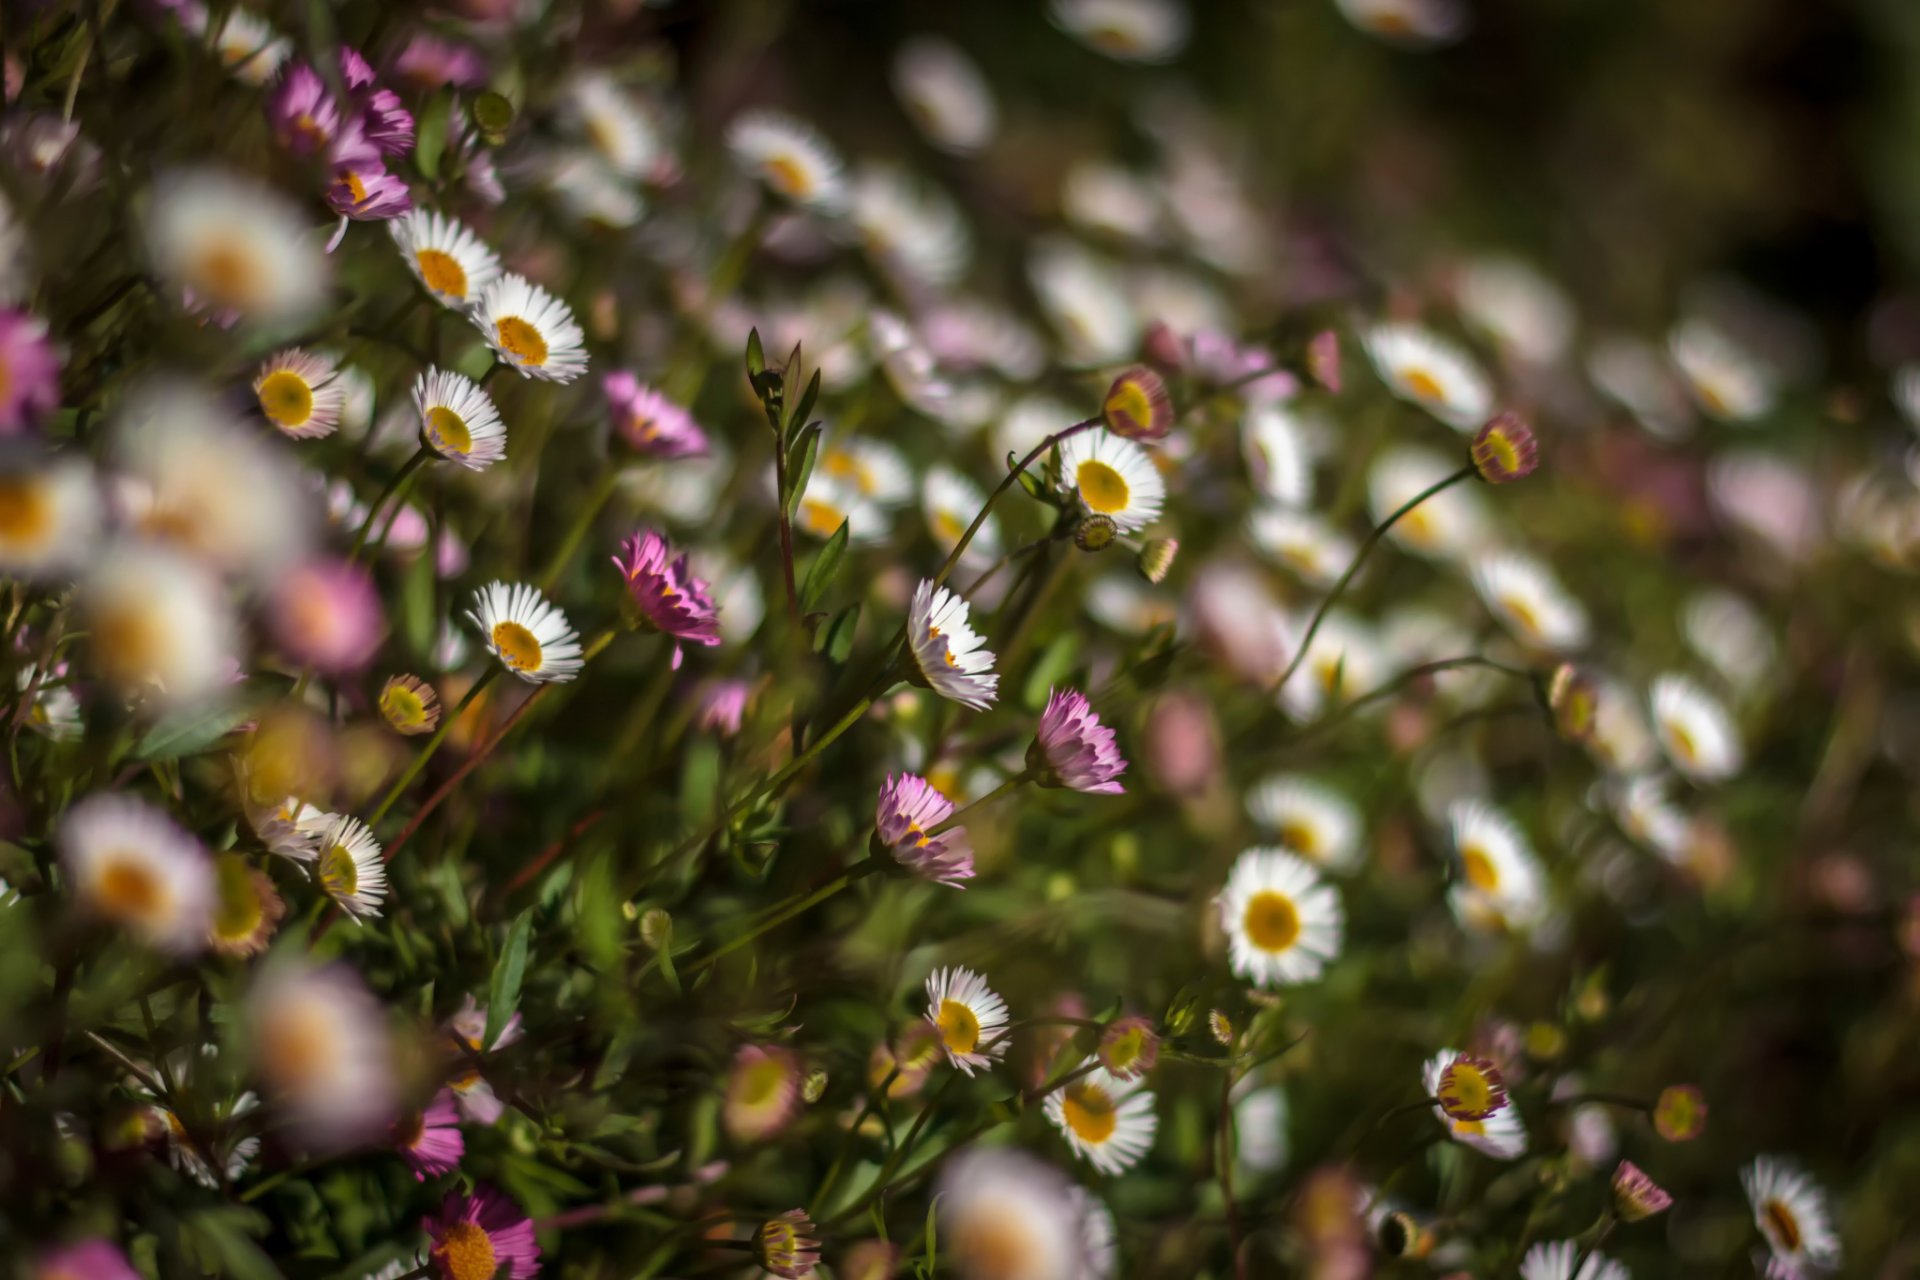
xmin=1470 ymin=411 xmax=1540 ymax=484
xmin=1137 ymin=537 xmax=1179 ymax=584
xmin=1075 ymin=513 xmax=1118 ymax=552
xmin=1208 ymin=1009 xmax=1234 ymax=1046
xmin=1306 ymin=329 xmax=1341 ymax=392
xmin=1102 ymin=363 xmax=1175 ymax=441
xmin=1653 ymin=1084 xmax=1707 ymax=1142
xmin=639 ymin=907 xmax=672 ymax=950
xmin=1140 ymin=322 xmax=1189 ymax=377
xmin=802 ymin=1068 xmax=829 ymax=1104
xmin=1548 ymin=664 xmax=1599 ymax=745
xmin=1612 ymin=1160 xmax=1673 ymax=1222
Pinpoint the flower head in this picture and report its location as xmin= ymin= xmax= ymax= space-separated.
xmin=1671 ymin=317 xmax=1776 ymax=422
xmin=1044 ymin=1067 xmax=1158 ymax=1175
xmin=1612 ymin=1160 xmax=1673 ymax=1222
xmin=1423 ymin=1049 xmax=1528 ymax=1159
xmin=0 ymin=309 xmax=59 ymax=432
xmin=313 ymin=812 xmax=387 ymax=921
xmin=938 ymin=1149 xmax=1088 ymax=1280
xmin=472 ymin=274 xmax=588 ymax=383
xmin=1217 ymin=848 xmax=1345 ymax=987
xmin=32 ymin=1240 xmax=142 ymax=1280
xmin=270 ymin=558 xmax=384 ymax=674
xmin=467 ymin=582 xmax=584 ymax=684
xmin=414 ymin=370 xmax=507 ymax=471
xmin=391 ymin=210 xmax=501 ymax=310
xmin=1653 ymin=1084 xmax=1707 ymax=1141
xmin=1030 ymin=687 xmax=1127 ymax=794
xmin=1102 ymin=364 xmax=1173 ymax=441
xmin=1247 ymin=775 xmax=1361 ymax=872
xmin=253 ymin=348 xmax=345 ymax=440
xmin=694 ymin=679 xmax=750 ymax=737
xmin=875 ymin=773 xmax=974 ymax=887
xmin=1650 ymin=674 xmax=1743 ymax=782
xmin=727 ymin=109 xmax=846 ymax=212
xmin=907 ymin=579 xmax=998 ymax=710
xmin=1743 ymin=1158 xmax=1840 ymax=1276
xmin=756 ymin=1209 xmax=820 ymax=1279
xmin=891 ymin=38 xmax=997 ymax=155
xmin=1447 ymin=800 xmax=1546 ymax=934
xmin=1059 ymin=429 xmax=1165 ymax=533
xmin=208 ymin=854 xmax=284 ymax=957
xmin=426 ymin=1185 xmax=541 ymax=1280
xmin=0 ymin=453 xmax=102 ymax=581
xmin=1432 ymin=1053 xmax=1508 ymax=1122
xmin=1049 ymin=0 xmax=1191 ymax=63
xmin=724 ymin=1043 xmax=803 ymax=1144
xmin=1362 ymin=322 xmax=1492 ymax=429
xmin=1519 ymin=1241 xmax=1627 ymax=1280
xmin=612 ymin=530 xmax=723 ymax=649
xmin=1307 ymin=329 xmax=1342 ymax=391
xmin=59 ymin=793 xmax=213 ymax=953
xmin=603 ymin=373 xmax=708 ymax=458
xmin=248 ymin=961 xmax=397 ymax=1147
xmin=1471 ymin=550 xmax=1589 ymax=652
xmin=925 ymin=966 xmax=1009 ymax=1075
xmin=1470 ymin=411 xmax=1539 ymax=484
xmin=1097 ymin=1016 xmax=1159 ymax=1081
xmin=395 ymin=1090 xmax=464 ymax=1181
xmin=380 ymin=674 xmax=442 ymax=735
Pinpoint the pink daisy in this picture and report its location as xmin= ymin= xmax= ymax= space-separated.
xmin=395 ymin=1089 xmax=464 ymax=1181
xmin=33 ymin=1239 xmax=140 ymax=1280
xmin=874 ymin=773 xmax=974 ymax=887
xmin=269 ymin=558 xmax=385 ymax=674
xmin=603 ymin=372 xmax=709 ymax=459
xmin=0 ymin=310 xmax=60 ymax=433
xmin=1030 ymin=687 xmax=1127 ymax=795
xmin=695 ymin=678 xmax=750 ymax=737
xmin=612 ymin=529 xmax=722 ymax=652
xmin=426 ymin=1185 xmax=540 ymax=1280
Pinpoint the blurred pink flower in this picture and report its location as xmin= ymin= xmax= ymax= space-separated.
xmin=394 ymin=36 xmax=489 ymax=92
xmin=695 ymin=678 xmax=749 ymax=737
xmin=32 ymin=1240 xmax=140 ymax=1280
xmin=874 ymin=772 xmax=973 ymax=886
xmin=604 ymin=372 xmax=708 ymax=458
xmin=270 ymin=557 xmax=384 ymax=673
xmin=613 ymin=529 xmax=722 ymax=651
xmin=1030 ymin=687 xmax=1127 ymax=794
xmin=0 ymin=309 xmax=59 ymax=432
xmin=396 ymin=1088 xmax=464 ymax=1180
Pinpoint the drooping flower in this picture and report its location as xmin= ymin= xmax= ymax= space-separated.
xmin=413 ymin=369 xmax=507 ymax=471
xmin=603 ymin=373 xmax=708 ymax=458
xmin=58 ymin=793 xmax=213 ymax=953
xmin=723 ymin=1043 xmax=803 ymax=1144
xmin=1423 ymin=1050 xmax=1528 ymax=1159
xmin=755 ymin=1209 xmax=820 ymax=1279
xmin=312 ymin=812 xmax=387 ymax=921
xmin=1217 ymin=848 xmax=1345 ymax=987
xmin=395 ymin=1090 xmax=464 ymax=1181
xmin=472 ymin=274 xmax=589 ymax=383
xmin=248 ymin=961 xmax=397 ymax=1147
xmin=1030 ymin=687 xmax=1127 ymax=794
xmin=1612 ymin=1160 xmax=1673 ymax=1222
xmin=1044 ymin=1067 xmax=1158 ymax=1175
xmin=925 ymin=966 xmax=1009 ymax=1076
xmin=612 ymin=530 xmax=723 ymax=650
xmin=1058 ymin=428 xmax=1165 ymax=533
xmin=1743 ymin=1158 xmax=1841 ymax=1277
xmin=425 ymin=1185 xmax=541 ymax=1280
xmin=380 ymin=675 xmax=442 ymax=736
xmin=874 ymin=773 xmax=974 ymax=887
xmin=906 ymin=579 xmax=998 ymax=710
xmin=0 ymin=309 xmax=59 ymax=432
xmin=467 ymin=582 xmax=584 ymax=684
xmin=390 ymin=210 xmax=502 ymax=310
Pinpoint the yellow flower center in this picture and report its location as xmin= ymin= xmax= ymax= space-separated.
xmin=434 ymin=1221 xmax=499 ymax=1280
xmin=1104 ymin=376 xmax=1154 ymax=432
xmin=1666 ymin=721 xmax=1699 ymax=765
xmin=932 ymin=509 xmax=966 ymax=544
xmin=1402 ymin=367 xmax=1445 ymax=403
xmin=1076 ymin=459 xmax=1131 ymax=514
xmin=765 ymin=154 xmax=813 ymax=199
xmin=1061 ymin=1081 xmax=1119 ymax=1143
xmin=96 ymin=853 xmax=163 ymax=921
xmin=1460 ymin=844 xmax=1500 ymax=892
xmin=1242 ymin=889 xmax=1300 ymax=951
xmin=1104 ymin=1025 xmax=1146 ymax=1072
xmin=1499 ymin=592 xmax=1543 ymax=640
xmin=93 ymin=604 xmax=164 ymax=687
xmin=0 ymin=477 xmax=52 ymax=548
xmin=491 ymin=620 xmax=543 ymax=671
xmin=415 ymin=248 xmax=469 ymax=299
xmin=1279 ymin=819 xmax=1321 ymax=859
xmin=259 ymin=1001 xmax=331 ymax=1092
xmin=1371 ymin=11 xmax=1417 ymax=36
xmin=426 ymin=405 xmax=474 ymax=457
xmin=953 ymin=1217 xmax=1042 ymax=1280
xmin=212 ymin=855 xmax=263 ymax=942
xmin=736 ymin=1054 xmax=790 ymax=1107
xmin=342 ymin=170 xmax=369 ymax=204
xmin=1088 ymin=24 xmax=1143 ymax=55
xmin=381 ymin=682 xmax=431 ymax=732
xmin=495 ymin=315 xmax=549 ymax=367
xmin=319 ymin=842 xmax=359 ymax=899
xmin=799 ymin=498 xmax=843 ymax=537
xmin=936 ymin=998 xmax=980 ymax=1055
xmin=257 ymin=369 xmax=315 ymax=428
xmin=822 ymin=450 xmax=879 ymax=495
xmin=1696 ymin=379 xmax=1731 ymax=418
xmin=1476 ymin=428 xmax=1521 ymax=476
xmin=193 ymin=242 xmax=262 ymax=310
xmin=1764 ymin=1199 xmax=1803 ymax=1252
xmin=1436 ymin=1058 xmax=1501 ymax=1119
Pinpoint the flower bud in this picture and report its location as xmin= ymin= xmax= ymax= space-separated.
xmin=1140 ymin=321 xmax=1189 ymax=376
xmin=1208 ymin=1009 xmax=1234 ymax=1045
xmin=1547 ymin=663 xmax=1599 ymax=745
xmin=1102 ymin=363 xmax=1174 ymax=441
xmin=1653 ymin=1084 xmax=1707 ymax=1142
xmin=1075 ymin=513 xmax=1118 ymax=552
xmin=755 ymin=1210 xmax=820 ymax=1279
xmin=1306 ymin=329 xmax=1342 ymax=392
xmin=639 ymin=907 xmax=672 ymax=950
xmin=1137 ymin=536 xmax=1179 ymax=584
xmin=1097 ymin=1016 xmax=1160 ymax=1081
xmin=802 ymin=1068 xmax=829 ymax=1104
xmin=1612 ymin=1160 xmax=1673 ymax=1222
xmin=1470 ymin=411 xmax=1539 ymax=484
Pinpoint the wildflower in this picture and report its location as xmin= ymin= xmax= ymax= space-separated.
xmin=891 ymin=37 xmax=997 ymax=155
xmin=313 ymin=812 xmax=387 ymax=921
xmin=841 ymin=1240 xmax=903 ymax=1280
xmin=1102 ymin=364 xmax=1174 ymax=441
xmin=756 ymin=1210 xmax=821 ymax=1279
xmin=1431 ymin=1053 xmax=1508 ymax=1122
xmin=1218 ymin=848 xmax=1345 ymax=987
xmin=938 ymin=1148 xmax=1086 ymax=1280
xmin=1424 ymin=1049 xmax=1528 ymax=1159
xmin=1547 ymin=664 xmax=1600 ymax=744
xmin=253 ymin=349 xmax=345 ymax=440
xmin=1519 ymin=1241 xmax=1627 ymax=1280
xmin=18 ymin=663 xmax=82 ymax=742
xmin=1209 ymin=1010 xmax=1234 ymax=1045
xmin=1362 ymin=322 xmax=1492 ymax=429
xmin=426 ymin=1185 xmax=541 ymax=1280
xmin=248 ymin=795 xmax=328 ymax=863
xmin=1030 ymin=687 xmax=1127 ymax=794
xmin=869 ymin=1022 xmax=945 ymax=1099
xmin=1653 ymin=1084 xmax=1707 ymax=1141
xmin=389 ymin=210 xmax=501 ymax=311
xmin=210 ymin=9 xmax=289 ymax=85
xmin=1049 ymin=0 xmax=1191 ymax=63
xmin=146 ymin=167 xmax=325 ymax=323
xmin=1650 ymin=674 xmax=1743 ymax=782
xmin=724 ymin=1044 xmax=803 ymax=1144
xmin=1447 ymin=800 xmax=1546 ymax=934
xmin=1278 ymin=613 xmax=1385 ymax=723
xmin=1045 ymin=1067 xmax=1158 ymax=1175
xmin=1458 ymin=256 xmax=1575 ymax=365
xmin=380 ymin=675 xmax=442 ymax=736
xmin=1247 ymin=775 xmax=1361 ymax=872
xmin=612 ymin=530 xmax=723 ymax=650
xmin=1029 ymin=238 xmax=1139 ymax=366
xmin=270 ymin=558 xmax=384 ymax=674
xmin=1469 ymin=411 xmax=1539 ymax=484
xmin=922 ymin=464 xmax=1000 ymax=561
xmin=472 ymin=274 xmax=589 ymax=383
xmin=1613 ymin=1160 xmax=1673 ymax=1222
xmin=59 ymin=793 xmax=213 ymax=953
xmin=925 ymin=966 xmax=1009 ymax=1075
xmin=1097 ymin=1016 xmax=1159 ymax=1081
xmin=559 ymin=72 xmax=662 ymax=180
xmin=326 ymin=133 xmax=413 ymax=229
xmin=1742 ymin=1158 xmax=1841 ymax=1276
xmin=413 ymin=369 xmax=507 ymax=471
xmin=603 ymin=373 xmax=708 ymax=458
xmin=207 ymin=854 xmax=284 ymax=957
xmin=1249 ymin=509 xmax=1353 ymax=588
xmin=906 ymin=579 xmax=999 ymax=710
xmin=32 ymin=1241 xmax=142 ymax=1280
xmin=0 ymin=453 xmax=102 ymax=580
xmin=248 ymin=962 xmax=397 ymax=1146
xmin=1137 ymin=537 xmax=1178 ymax=584
xmin=1682 ymin=588 xmax=1776 ymax=695
xmin=1471 ymin=550 xmax=1590 ymax=651
xmin=1671 ymin=317 xmax=1776 ymax=422
xmin=268 ymin=64 xmax=341 ymax=154
xmin=467 ymin=581 xmax=585 ymax=684
xmin=1059 ymin=429 xmax=1165 ymax=533
xmin=394 ymin=35 xmax=488 ymax=93
xmin=1368 ymin=446 xmax=1489 ymax=560
xmin=395 ymin=1090 xmax=464 ymax=1181
xmin=444 ymin=995 xmax=523 ymax=1125
xmin=0 ymin=309 xmax=58 ymax=431
xmin=726 ymin=109 xmax=847 ymax=212
xmin=819 ymin=436 xmax=915 ymax=509
xmin=852 ymin=164 xmax=972 ymax=289
xmin=874 ymin=773 xmax=974 ymax=886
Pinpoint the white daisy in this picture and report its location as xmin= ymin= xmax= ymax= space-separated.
xmin=249 ymin=795 xmax=329 ymax=863
xmin=210 ymin=8 xmax=289 ymax=85
xmin=1278 ymin=612 xmax=1386 ymax=723
xmin=254 ymin=348 xmax=346 ymax=440
xmin=1362 ymin=322 xmax=1493 ymax=429
xmin=1682 ymin=589 xmax=1775 ymax=695
xmin=1612 ymin=774 xmax=1689 ymax=863
xmin=851 ymin=165 xmax=971 ymax=288
xmin=313 ymin=813 xmax=387 ymax=921
xmin=541 ymin=150 xmax=647 ymax=229
xmin=1649 ymin=674 xmax=1743 ymax=782
xmin=389 ymin=209 xmax=502 ymax=310
xmin=1457 ymin=256 xmax=1575 ymax=365
xmin=1049 ymin=0 xmax=1191 ymax=63
xmin=1446 ymin=800 xmax=1546 ymax=934
xmin=1743 ymin=1157 xmax=1841 ymax=1275
xmin=1706 ymin=449 xmax=1821 ymax=564
xmin=726 ymin=109 xmax=846 ymax=212
xmin=412 ymin=369 xmax=507 ymax=471
xmin=938 ymin=1149 xmax=1084 ymax=1280
xmin=1062 ymin=163 xmax=1165 ymax=244
xmin=1069 ymin=1186 xmax=1118 ymax=1279
xmin=922 ymin=465 xmax=1000 ymax=562
xmin=1368 ymin=445 xmax=1489 ymax=560
xmin=817 ymin=435 xmax=914 ymax=509
xmin=1584 ymin=676 xmax=1659 ymax=775
xmin=471 ymin=273 xmax=588 ymax=383
xmin=1520 ymin=1240 xmax=1627 ymax=1280
xmin=146 ymin=167 xmax=326 ymax=323
xmin=1334 ymin=0 xmax=1468 ymax=46
xmin=1044 ymin=1067 xmax=1158 ymax=1175
xmin=1217 ymin=848 xmax=1345 ymax=987
xmin=907 ymin=579 xmax=999 ymax=710
xmin=18 ymin=664 xmax=82 ymax=741
xmin=1671 ymin=317 xmax=1776 ymax=422
xmin=247 ymin=962 xmax=397 ymax=1147
xmin=924 ymin=966 xmax=1009 ymax=1076
xmin=1588 ymin=333 xmax=1695 ymax=440
xmin=467 ymin=581 xmax=584 ymax=684
xmin=58 ymin=792 xmax=213 ymax=953
xmin=82 ymin=543 xmax=238 ymax=707
xmin=1422 ymin=1049 xmax=1528 ymax=1159
xmin=1233 ymin=1085 xmax=1290 ymax=1177
xmin=1242 ymin=405 xmax=1314 ymax=508
xmin=1247 ymin=776 xmax=1362 ymax=872
xmin=1471 ymin=550 xmax=1590 ymax=652
xmin=1249 ymin=508 xmax=1353 ymax=588
xmin=1028 ymin=238 xmax=1139 ymax=366
xmin=559 ymin=72 xmax=662 ymax=180
xmin=0 ymin=453 xmax=101 ymax=580
xmin=891 ymin=37 xmax=998 ymax=155
xmin=1059 ymin=429 xmax=1165 ymax=533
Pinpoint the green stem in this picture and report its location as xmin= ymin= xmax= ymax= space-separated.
xmin=935 ymin=419 xmax=1097 ymax=592
xmin=684 ymin=859 xmax=881 ymax=976
xmin=928 ymin=769 xmax=1030 ymax=835
xmin=1277 ymin=654 xmax=1534 ymax=751
xmin=539 ymin=467 xmax=624 ymax=591
xmin=349 ymin=446 xmax=431 ymax=561
xmin=367 ymin=665 xmax=500 ymax=827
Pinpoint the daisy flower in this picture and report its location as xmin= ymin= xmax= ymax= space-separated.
xmin=0 ymin=453 xmax=101 ymax=580
xmin=559 ymin=72 xmax=662 ymax=180
xmin=694 ymin=678 xmax=750 ymax=737
xmin=925 ymin=966 xmax=1009 ymax=1075
xmin=1427 ymin=1051 xmax=1510 ymax=1122
xmin=1612 ymin=774 xmax=1690 ymax=863
xmin=1612 ymin=1160 xmax=1673 ymax=1222
xmin=723 ymin=1043 xmax=803 ymax=1144
xmin=938 ymin=1149 xmax=1087 ymax=1280
xmin=247 ymin=795 xmax=328 ymax=863
xmin=1217 ymin=848 xmax=1345 ymax=987
xmin=1519 ymin=1241 xmax=1628 ymax=1280
xmin=1049 ymin=0 xmax=1191 ymax=63
xmin=146 ymin=167 xmax=325 ymax=323
xmin=1471 ymin=550 xmax=1590 ymax=651
xmin=757 ymin=1210 xmax=821 ymax=1280
xmin=1278 ymin=613 xmax=1386 ymax=723
xmin=207 ymin=853 xmax=285 ymax=958
xmin=82 ymin=543 xmax=239 ymax=707
xmin=270 ymin=558 xmax=384 ymax=674
xmin=32 ymin=1241 xmax=141 ymax=1280
xmin=1456 ymin=256 xmax=1575 ymax=365
xmin=443 ymin=995 xmax=523 ymax=1126
xmin=253 ymin=349 xmax=345 ymax=440
xmin=1097 ymin=1017 xmax=1159 ymax=1082
xmin=1059 ymin=429 xmax=1165 ymax=533
xmin=426 ymin=1185 xmax=541 ymax=1280
xmin=612 ymin=529 xmax=723 ymax=651
xmin=891 ymin=37 xmax=998 ymax=155
xmin=1334 ymin=0 xmax=1468 ymax=47
xmin=379 ymin=674 xmax=442 ymax=736
xmin=248 ymin=962 xmax=397 ymax=1147
xmin=1446 ymin=800 xmax=1546 ymax=934
xmin=851 ymin=164 xmax=971 ymax=288
xmin=390 ymin=210 xmax=502 ymax=310
xmin=471 ymin=274 xmax=588 ymax=383
xmin=313 ymin=812 xmax=387 ymax=921
xmin=1362 ymin=322 xmax=1493 ymax=429
xmin=17 ymin=663 xmax=82 ymax=742
xmin=1045 ymin=1067 xmax=1158 ymax=1175
xmin=0 ymin=309 xmax=59 ymax=431
xmin=1671 ymin=317 xmax=1777 ymax=422
xmin=395 ymin=1089 xmax=464 ymax=1181
xmin=726 ymin=109 xmax=847 ymax=212
xmin=922 ymin=465 xmax=1000 ymax=562
xmin=818 ymin=434 xmax=914 ymax=510
xmin=1031 ymin=687 xmax=1127 ymax=794
xmin=1249 ymin=509 xmax=1352 ymax=588
xmin=1029 ymin=238 xmax=1139 ymax=365
xmin=1744 ymin=1156 xmax=1841 ymax=1274
xmin=1682 ymin=588 xmax=1775 ymax=695
xmin=875 ymin=773 xmax=975 ymax=887
xmin=907 ymin=579 xmax=999 ymax=710
xmin=412 ymin=369 xmax=507 ymax=470
xmin=1368 ymin=446 xmax=1489 ymax=560
xmin=58 ymin=793 xmax=213 ymax=953
xmin=603 ymin=373 xmax=707 ymax=458
xmin=1650 ymin=674 xmax=1743 ymax=783
xmin=1242 ymin=406 xmax=1314 ymax=507
xmin=1247 ymin=776 xmax=1361 ymax=872
xmin=1423 ymin=1048 xmax=1529 ymax=1159
xmin=467 ymin=581 xmax=584 ymax=684
xmin=210 ymin=8 xmax=289 ymax=85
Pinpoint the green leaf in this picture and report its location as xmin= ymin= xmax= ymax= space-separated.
xmin=788 ymin=368 xmax=822 ymax=441
xmin=800 ymin=519 xmax=850 ymax=612
xmin=785 ymin=422 xmax=823 ymax=516
xmin=415 ymin=90 xmax=451 ymax=180
xmin=182 ymin=1206 xmax=278 ymax=1280
xmin=745 ymin=326 xmax=766 ymax=378
xmin=133 ymin=698 xmax=258 ymax=762
xmin=1022 ymin=632 xmax=1079 ymax=710
xmin=1015 ymin=454 xmax=1050 ymax=502
xmin=818 ymin=602 xmax=862 ymax=663
xmin=484 ymin=911 xmax=533 ymax=1049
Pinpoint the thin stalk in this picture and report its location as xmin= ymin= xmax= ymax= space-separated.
xmin=350 ymin=446 xmax=431 ymax=561
xmin=961 ymin=535 xmax=1050 ymax=597
xmin=1278 ymin=654 xmax=1534 ymax=752
xmin=367 ymin=665 xmax=500 ymax=828
xmin=538 ymin=467 xmax=624 ymax=591
xmin=1219 ymin=1058 xmax=1247 ymax=1280
xmin=770 ymin=435 xmax=803 ymax=629
xmin=683 ymin=859 xmax=881 ymax=977
xmin=934 ymin=419 xmax=1097 ymax=591
xmin=997 ymin=544 xmax=1075 ymax=675
xmin=928 ymin=769 xmax=1030 ymax=835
